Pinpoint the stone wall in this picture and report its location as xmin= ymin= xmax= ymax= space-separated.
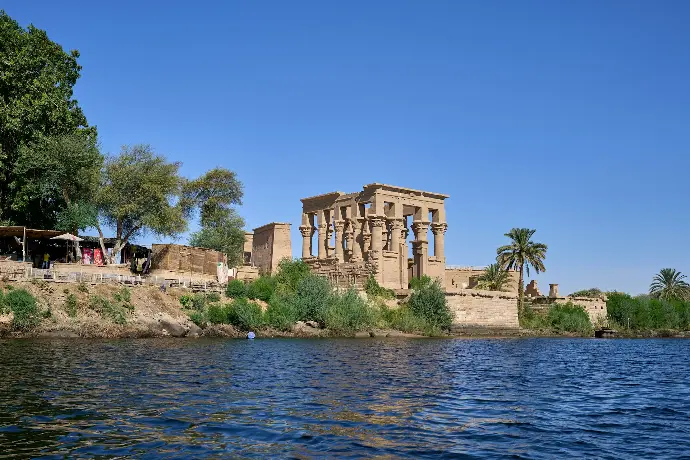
xmin=251 ymin=223 xmax=292 ymax=275
xmin=151 ymin=244 xmax=226 ymax=275
xmin=446 ymin=289 xmax=520 ymax=330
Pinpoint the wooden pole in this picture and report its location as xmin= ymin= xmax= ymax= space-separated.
xmin=22 ymin=227 xmax=26 ymax=263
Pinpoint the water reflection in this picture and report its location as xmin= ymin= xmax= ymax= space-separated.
xmin=1 ymin=338 xmax=689 ymax=458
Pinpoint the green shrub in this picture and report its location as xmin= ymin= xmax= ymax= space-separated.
xmin=113 ymin=287 xmax=131 ymax=303
xmin=188 ymin=310 xmax=206 ymax=327
xmin=0 ymin=290 xmax=8 ymax=315
xmin=407 ymin=280 xmax=452 ymax=330
xmin=65 ymin=293 xmax=78 ymax=317
xmin=6 ymin=289 xmax=40 ymax=330
xmin=546 ymin=303 xmax=593 ymax=335
xmin=324 ymin=289 xmax=375 ymax=333
xmin=520 ymin=303 xmax=593 ymax=335
xmin=207 ymin=304 xmax=230 ymax=324
xmin=365 ymin=276 xmax=395 ymax=299
xmin=179 ymin=293 xmax=208 ymax=311
xmin=206 ymin=292 xmax=221 ymax=303
xmin=113 ymin=287 xmax=133 ymax=310
xmin=293 ymin=275 xmax=331 ymax=324
xmin=246 ymin=276 xmax=276 ymax=302
xmin=265 ymin=293 xmax=300 ymax=331
xmin=274 ymin=259 xmax=312 ymax=293
xmin=225 ymin=279 xmax=246 ymax=298
xmin=89 ymin=295 xmax=126 ymax=325
xmin=227 ymin=298 xmax=264 ymax=330
xmin=409 ymin=275 xmax=433 ymax=291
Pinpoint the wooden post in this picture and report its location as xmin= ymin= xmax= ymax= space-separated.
xmin=22 ymin=227 xmax=26 ymax=263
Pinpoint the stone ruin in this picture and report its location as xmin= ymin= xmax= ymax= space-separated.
xmin=299 ymin=183 xmax=448 ymax=290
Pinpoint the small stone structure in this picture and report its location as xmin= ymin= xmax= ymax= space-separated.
xmin=525 ymin=280 xmax=542 ymax=297
xmin=299 ymin=183 xmax=448 ymax=290
xmin=251 ymin=223 xmax=292 ymax=275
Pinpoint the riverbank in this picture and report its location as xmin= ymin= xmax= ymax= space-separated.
xmin=2 ymin=280 xmax=687 ymax=339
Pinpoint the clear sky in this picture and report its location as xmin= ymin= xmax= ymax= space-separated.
xmin=4 ymin=1 xmax=689 ymax=295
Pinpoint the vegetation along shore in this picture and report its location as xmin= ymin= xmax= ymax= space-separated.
xmin=2 ymin=260 xmax=689 ymax=339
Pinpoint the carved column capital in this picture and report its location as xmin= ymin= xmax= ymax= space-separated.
xmin=430 ymin=222 xmax=448 ymax=235
xmin=299 ymin=225 xmax=313 ymax=238
xmin=369 ymin=216 xmax=387 ymax=229
xmin=390 ymin=219 xmax=404 ymax=230
xmin=411 ymin=221 xmax=429 ymax=240
xmin=333 ymin=220 xmax=345 ymax=232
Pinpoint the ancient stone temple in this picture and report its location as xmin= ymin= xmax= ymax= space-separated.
xmin=299 ymin=183 xmax=448 ymax=290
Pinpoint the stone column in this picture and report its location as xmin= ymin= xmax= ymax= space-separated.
xmin=299 ymin=225 xmax=312 ymax=258
xmin=350 ymin=218 xmax=362 ymax=261
xmin=317 ymin=211 xmax=327 ymax=259
xmin=430 ymin=222 xmax=448 ymax=262
xmin=390 ymin=219 xmax=403 ymax=253
xmin=369 ymin=216 xmax=386 ymax=284
xmin=334 ymin=220 xmax=345 ymax=262
xmin=411 ymin=221 xmax=429 ymax=278
xmin=549 ymin=284 xmax=559 ymax=298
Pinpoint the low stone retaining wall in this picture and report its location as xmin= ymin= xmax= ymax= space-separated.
xmin=446 ymin=289 xmax=519 ymax=330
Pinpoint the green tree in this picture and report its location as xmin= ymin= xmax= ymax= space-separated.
xmin=188 ymin=208 xmax=246 ymax=267
xmin=497 ymin=228 xmax=547 ymax=312
xmin=95 ymin=145 xmax=188 ymax=263
xmin=569 ymin=288 xmax=604 ymax=298
xmin=650 ymin=268 xmax=690 ymax=302
xmin=476 ymin=263 xmax=511 ymax=292
xmin=0 ymin=11 xmax=95 ymax=224
xmin=185 ymin=168 xmax=245 ymax=266
xmin=12 ymin=133 xmax=101 ymax=242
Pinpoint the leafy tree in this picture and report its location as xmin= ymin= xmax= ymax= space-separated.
xmin=650 ymin=268 xmax=690 ymax=302
xmin=569 ymin=288 xmax=604 ymax=298
xmin=476 ymin=263 xmax=511 ymax=292
xmin=12 ymin=133 xmax=102 ymax=256
xmin=188 ymin=208 xmax=246 ymax=267
xmin=497 ymin=228 xmax=547 ymax=312
xmin=185 ymin=168 xmax=245 ymax=266
xmin=0 ymin=11 xmax=95 ymax=224
xmin=95 ymin=145 xmax=188 ymax=263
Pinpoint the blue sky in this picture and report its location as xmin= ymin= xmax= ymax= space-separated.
xmin=4 ymin=1 xmax=689 ymax=294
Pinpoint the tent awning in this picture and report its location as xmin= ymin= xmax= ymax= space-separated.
xmin=51 ymin=233 xmax=83 ymax=242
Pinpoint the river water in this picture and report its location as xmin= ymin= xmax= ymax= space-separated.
xmin=0 ymin=338 xmax=688 ymax=459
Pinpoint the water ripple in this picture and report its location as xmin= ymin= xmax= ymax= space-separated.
xmin=0 ymin=338 xmax=689 ymax=458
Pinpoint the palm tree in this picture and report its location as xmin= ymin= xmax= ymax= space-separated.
xmin=650 ymin=268 xmax=690 ymax=301
xmin=497 ymin=228 xmax=547 ymax=312
xmin=476 ymin=263 xmax=511 ymax=292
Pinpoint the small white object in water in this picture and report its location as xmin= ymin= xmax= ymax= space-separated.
xmin=247 ymin=332 xmax=256 ymax=339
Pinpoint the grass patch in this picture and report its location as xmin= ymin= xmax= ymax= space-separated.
xmin=89 ymin=295 xmax=127 ymax=325
xmin=65 ymin=293 xmax=78 ymax=317
xmin=4 ymin=289 xmax=40 ymax=330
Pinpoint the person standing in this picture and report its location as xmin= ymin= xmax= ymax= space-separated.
xmin=42 ymin=252 xmax=50 ymax=269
